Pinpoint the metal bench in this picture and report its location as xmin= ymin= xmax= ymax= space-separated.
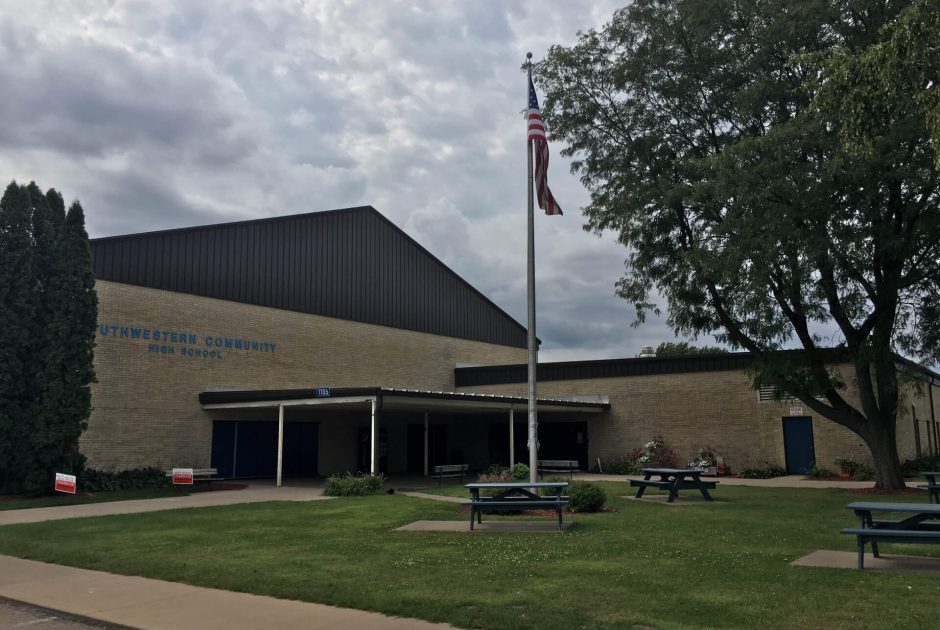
xmin=463 ymin=499 xmax=569 ymax=530
xmin=165 ymin=468 xmax=220 ymax=486
xmin=841 ymin=528 xmax=940 ymax=569
xmin=433 ymin=464 xmax=468 ymax=484
xmin=537 ymin=459 xmax=580 ymax=479
xmin=843 ymin=502 xmax=940 ymax=568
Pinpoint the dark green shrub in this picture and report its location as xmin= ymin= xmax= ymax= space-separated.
xmin=804 ymin=465 xmax=837 ymax=480
xmin=510 ymin=463 xmax=530 ymax=480
xmin=80 ymin=467 xmax=169 ymax=492
xmin=567 ymin=482 xmax=606 ymax=512
xmin=594 ymin=457 xmax=641 ymax=475
xmin=901 ymin=455 xmax=940 ymax=477
xmin=851 ymin=463 xmax=875 ymax=481
xmin=738 ymin=464 xmax=787 ymax=479
xmin=323 ymin=472 xmax=386 ymax=496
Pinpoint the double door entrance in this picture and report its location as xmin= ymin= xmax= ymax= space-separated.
xmin=211 ymin=420 xmax=318 ymax=478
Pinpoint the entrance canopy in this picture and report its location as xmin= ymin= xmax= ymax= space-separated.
xmin=199 ymin=387 xmax=609 ymax=484
xmin=199 ymin=386 xmax=609 ymax=413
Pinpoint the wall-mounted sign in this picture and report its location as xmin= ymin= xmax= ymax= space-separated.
xmin=789 ymin=406 xmax=804 ymax=416
xmin=315 ymin=388 xmax=332 ymax=398
xmin=96 ymin=322 xmax=279 ymax=362
xmin=172 ymin=468 xmax=194 ymax=485
xmin=54 ymin=472 xmax=76 ymax=494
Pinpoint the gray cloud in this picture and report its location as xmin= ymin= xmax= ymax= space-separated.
xmin=0 ymin=0 xmax=698 ymax=362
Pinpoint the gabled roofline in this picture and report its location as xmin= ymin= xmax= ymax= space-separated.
xmin=91 ymin=206 xmax=533 ymax=343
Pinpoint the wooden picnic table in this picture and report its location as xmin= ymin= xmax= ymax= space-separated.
xmin=920 ymin=471 xmax=940 ymax=504
xmin=843 ymin=501 xmax=940 ymax=569
xmin=630 ymin=468 xmax=717 ymax=503
xmin=463 ymin=481 xmax=569 ymax=530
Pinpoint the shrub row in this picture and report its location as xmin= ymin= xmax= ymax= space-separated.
xmin=78 ymin=467 xmax=170 ymax=492
xmin=738 ymin=464 xmax=787 ymax=479
xmin=323 ymin=472 xmax=386 ymax=496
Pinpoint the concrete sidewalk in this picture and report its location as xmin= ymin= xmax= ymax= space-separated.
xmin=0 ymin=555 xmax=455 ymax=630
xmin=0 ymin=482 xmax=332 ymax=526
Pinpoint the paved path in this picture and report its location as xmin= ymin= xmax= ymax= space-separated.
xmin=0 ymin=556 xmax=456 ymax=630
xmin=0 ymin=484 xmax=332 ymax=526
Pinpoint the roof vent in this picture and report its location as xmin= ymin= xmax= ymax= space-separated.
xmin=639 ymin=345 xmax=656 ymax=358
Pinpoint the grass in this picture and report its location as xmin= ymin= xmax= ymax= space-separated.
xmin=0 ymin=484 xmax=938 ymax=629
xmin=0 ymin=486 xmax=192 ymax=511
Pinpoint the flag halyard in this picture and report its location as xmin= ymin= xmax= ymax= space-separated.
xmin=527 ymin=78 xmax=563 ymax=216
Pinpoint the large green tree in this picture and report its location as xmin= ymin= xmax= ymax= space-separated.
xmin=0 ymin=181 xmax=96 ymax=493
xmin=538 ymin=0 xmax=940 ymax=488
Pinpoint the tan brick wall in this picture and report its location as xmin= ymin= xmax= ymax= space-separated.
xmin=86 ymin=281 xmax=527 ymax=470
xmin=457 ymin=363 xmax=928 ymax=473
xmin=897 ymin=375 xmax=940 ymax=461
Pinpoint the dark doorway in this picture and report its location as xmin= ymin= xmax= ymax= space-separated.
xmin=358 ymin=427 xmax=388 ymax=473
xmin=783 ymin=417 xmax=816 ymax=474
xmin=488 ymin=422 xmax=527 ymax=468
xmin=428 ymin=424 xmax=448 ymax=468
xmin=538 ymin=422 xmax=589 ymax=471
xmin=407 ymin=424 xmax=425 ymax=474
xmin=211 ymin=420 xmax=319 ymax=479
xmin=282 ymin=422 xmax=319 ymax=476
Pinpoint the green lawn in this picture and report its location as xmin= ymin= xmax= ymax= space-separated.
xmin=0 ymin=484 xmax=937 ymax=629
xmin=0 ymin=486 xmax=193 ymax=511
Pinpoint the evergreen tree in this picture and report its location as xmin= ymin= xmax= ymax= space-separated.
xmin=0 ymin=180 xmax=96 ymax=493
xmin=0 ymin=183 xmax=37 ymax=491
xmin=25 ymin=200 xmax=96 ymax=492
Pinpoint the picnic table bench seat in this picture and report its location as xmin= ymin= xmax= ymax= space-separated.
xmin=433 ymin=464 xmax=468 ymax=484
xmin=537 ymin=459 xmax=580 ymax=479
xmin=464 ymin=481 xmax=569 ymax=530
xmin=843 ymin=501 xmax=940 ymax=568
xmin=164 ymin=468 xmax=221 ymax=483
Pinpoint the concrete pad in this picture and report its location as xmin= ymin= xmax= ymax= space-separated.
xmin=623 ymin=495 xmax=719 ymax=506
xmin=792 ymin=550 xmax=940 ymax=575
xmin=395 ymin=519 xmax=571 ymax=533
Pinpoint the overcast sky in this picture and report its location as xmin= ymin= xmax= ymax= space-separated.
xmin=0 ymin=0 xmax=698 ymax=362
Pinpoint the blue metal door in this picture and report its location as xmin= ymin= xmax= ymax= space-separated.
xmin=783 ymin=417 xmax=816 ymax=474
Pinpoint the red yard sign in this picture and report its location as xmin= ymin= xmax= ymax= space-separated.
xmin=54 ymin=472 xmax=77 ymax=494
xmin=172 ymin=468 xmax=194 ymax=485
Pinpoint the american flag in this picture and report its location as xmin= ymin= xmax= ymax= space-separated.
xmin=528 ymin=78 xmax=563 ymax=216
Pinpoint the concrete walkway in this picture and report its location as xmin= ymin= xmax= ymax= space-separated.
xmin=0 ymin=555 xmax=455 ymax=629
xmin=0 ymin=482 xmax=332 ymax=526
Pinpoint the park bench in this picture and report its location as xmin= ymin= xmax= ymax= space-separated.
xmin=537 ymin=459 xmax=580 ymax=480
xmin=840 ymin=528 xmax=940 ymax=569
xmin=165 ymin=468 xmax=221 ymax=486
xmin=433 ymin=464 xmax=469 ymax=484
xmin=843 ymin=501 xmax=940 ymax=568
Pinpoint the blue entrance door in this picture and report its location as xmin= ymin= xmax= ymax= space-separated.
xmin=783 ymin=417 xmax=816 ymax=474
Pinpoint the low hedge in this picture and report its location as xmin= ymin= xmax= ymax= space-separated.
xmin=567 ymin=482 xmax=607 ymax=512
xmin=323 ymin=472 xmax=386 ymax=496
xmin=80 ymin=467 xmax=170 ymax=492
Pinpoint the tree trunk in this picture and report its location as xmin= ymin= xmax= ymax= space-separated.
xmin=865 ymin=426 xmax=907 ymax=489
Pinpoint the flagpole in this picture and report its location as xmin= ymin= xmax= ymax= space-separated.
xmin=525 ymin=52 xmax=538 ymax=484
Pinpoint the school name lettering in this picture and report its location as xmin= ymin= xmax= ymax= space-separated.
xmin=97 ymin=323 xmax=278 ymax=361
